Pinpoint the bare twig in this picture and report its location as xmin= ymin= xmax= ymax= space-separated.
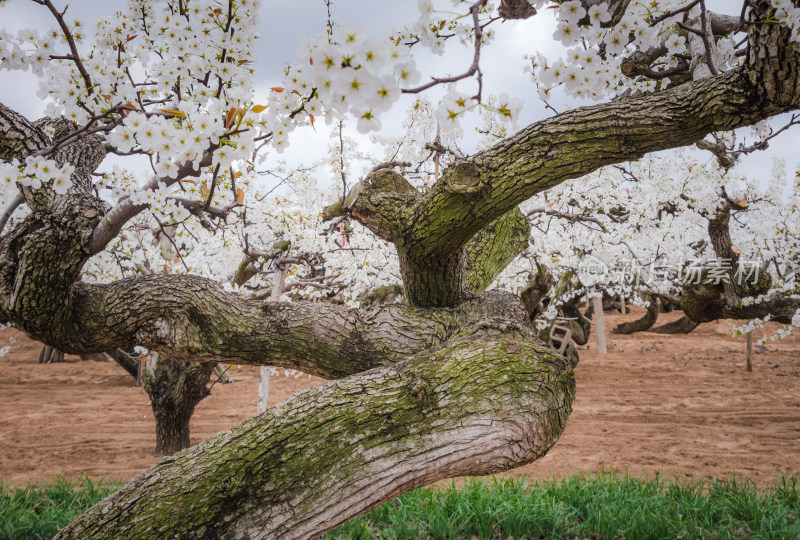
xmin=527 ymin=207 xmax=608 ymax=232
xmin=32 ymin=0 xmax=94 ymax=93
xmin=283 ymin=272 xmax=341 ymax=293
xmin=0 ymin=193 xmax=24 ymax=235
xmin=649 ymin=0 xmax=702 ymax=26
xmin=153 ymin=215 xmax=190 ymax=272
xmin=370 ymin=161 xmax=412 ymax=173
xmin=402 ymin=0 xmax=486 ymax=99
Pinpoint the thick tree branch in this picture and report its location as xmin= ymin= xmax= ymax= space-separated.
xmin=498 ymin=0 xmax=536 ymax=20
xmin=36 ymin=270 xmax=530 ymax=378
xmin=335 ymin=17 xmax=799 ymax=307
xmin=428 ymin=13 xmax=795 ymax=261
xmin=56 ymin=328 xmax=574 ymax=540
xmin=0 ymin=103 xmax=50 ymax=161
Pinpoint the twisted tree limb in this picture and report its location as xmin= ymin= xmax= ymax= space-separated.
xmin=56 ymin=328 xmax=574 ymax=540
xmin=612 ymin=295 xmax=660 ymax=334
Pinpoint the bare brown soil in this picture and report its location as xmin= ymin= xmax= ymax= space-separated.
xmin=1 ymin=309 xmax=798 ymax=487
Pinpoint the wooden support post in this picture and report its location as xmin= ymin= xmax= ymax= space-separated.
xmin=619 ymin=295 xmax=626 ymax=314
xmin=257 ymin=264 xmax=286 ymax=415
xmin=593 ymin=295 xmax=607 ymax=355
xmin=257 ymin=367 xmax=271 ymax=414
xmin=746 ymin=331 xmax=753 ymax=372
xmin=136 ymin=357 xmax=143 ymax=387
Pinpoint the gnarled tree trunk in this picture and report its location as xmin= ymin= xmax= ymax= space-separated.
xmin=652 ymin=315 xmax=700 ymax=334
xmin=612 ymin=295 xmax=660 ymax=334
xmin=143 ymin=355 xmax=217 ymax=455
xmin=56 ymin=326 xmax=574 ymax=539
xmin=109 ymin=346 xmax=217 ymax=454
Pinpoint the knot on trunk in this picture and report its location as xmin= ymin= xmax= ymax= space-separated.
xmin=442 ymin=161 xmax=485 ymax=196
xmin=323 ymin=169 xmax=420 ymax=243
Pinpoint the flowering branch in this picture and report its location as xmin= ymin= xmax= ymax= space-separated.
xmin=31 ymin=0 xmax=94 ymax=93
xmin=402 ymin=0 xmax=486 ymax=99
xmin=88 ymin=149 xmax=215 ymax=254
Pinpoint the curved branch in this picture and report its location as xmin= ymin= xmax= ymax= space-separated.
xmin=651 ymin=314 xmax=699 ymax=334
xmin=334 ymin=9 xmax=800 ymax=308
xmin=64 ymin=276 xmax=531 ymax=379
xmin=56 ymin=328 xmax=574 ymax=540
xmin=0 ymin=193 xmax=24 ymax=235
xmin=402 ymin=1 xmax=484 ymax=98
xmin=612 ymin=295 xmax=659 ymax=334
xmin=421 ymin=70 xmax=793 ymax=261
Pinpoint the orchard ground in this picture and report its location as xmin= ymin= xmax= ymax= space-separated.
xmin=1 ymin=308 xmax=798 ymax=487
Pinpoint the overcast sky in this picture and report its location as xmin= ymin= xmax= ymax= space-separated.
xmin=1 ymin=0 xmax=797 ymax=191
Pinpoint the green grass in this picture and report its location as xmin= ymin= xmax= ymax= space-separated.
xmin=1 ymin=472 xmax=797 ymax=539
xmin=327 ymin=472 xmax=800 ymax=540
xmin=0 ymin=476 xmax=119 ymax=540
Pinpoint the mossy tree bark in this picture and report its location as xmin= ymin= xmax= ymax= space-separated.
xmin=57 ymin=326 xmax=574 ymax=540
xmin=1 ymin=4 xmax=800 ymax=537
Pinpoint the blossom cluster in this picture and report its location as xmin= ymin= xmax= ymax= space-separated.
xmin=770 ymin=0 xmax=800 ymax=43
xmin=0 ymin=157 xmax=74 ymax=194
xmin=529 ymin=0 xmax=744 ymax=102
xmin=293 ymin=23 xmax=417 ymax=134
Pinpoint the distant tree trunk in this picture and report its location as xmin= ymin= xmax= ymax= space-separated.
xmin=651 ymin=315 xmax=700 ymax=334
xmin=78 ymin=352 xmax=108 ymax=362
xmin=38 ymin=343 xmax=107 ymax=363
xmin=37 ymin=344 xmax=63 ymax=363
xmin=612 ymin=295 xmax=660 ymax=334
xmin=746 ymin=331 xmax=753 ymax=372
xmin=143 ymin=355 xmax=217 ymax=455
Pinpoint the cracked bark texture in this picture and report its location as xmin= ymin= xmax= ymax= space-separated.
xmin=1 ymin=2 xmax=799 ymax=537
xmin=56 ymin=328 xmax=574 ymax=540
